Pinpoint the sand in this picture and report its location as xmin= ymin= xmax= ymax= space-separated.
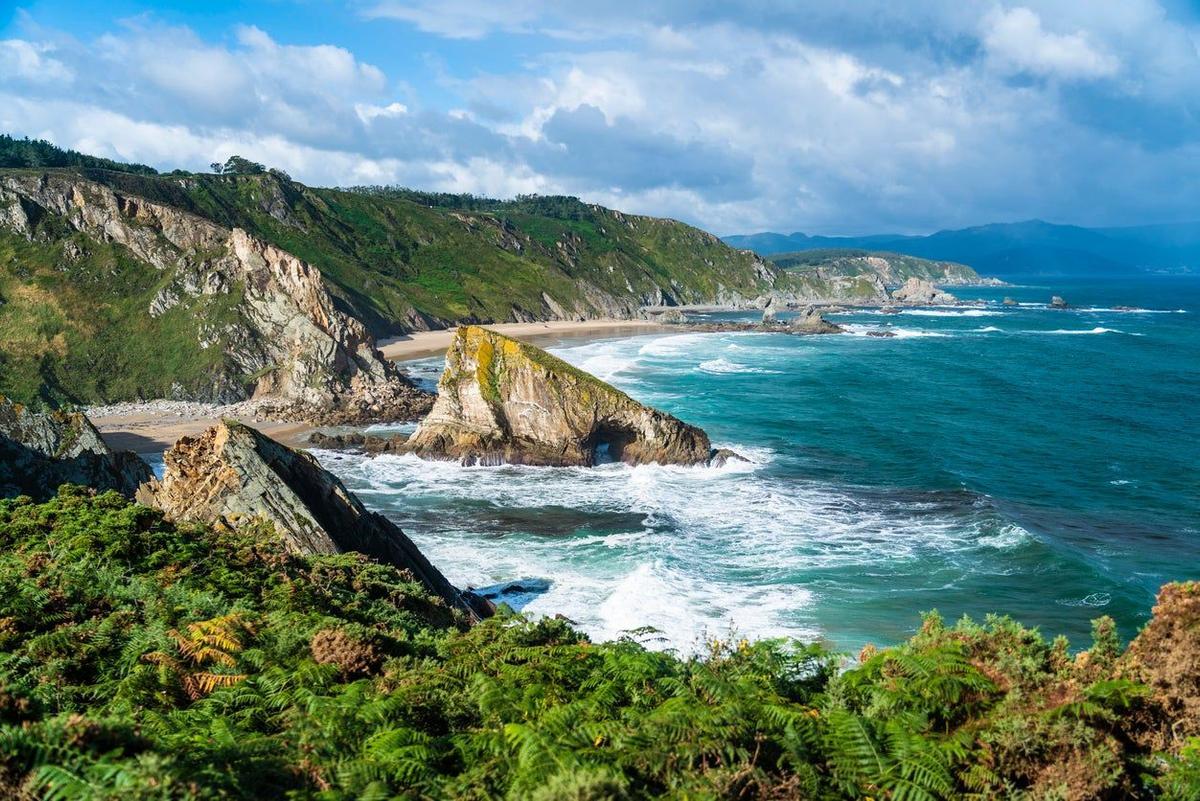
xmin=92 ymin=319 xmax=665 ymax=456
xmin=378 ymin=319 xmax=662 ymax=361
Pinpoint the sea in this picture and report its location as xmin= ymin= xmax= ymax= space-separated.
xmin=315 ymin=276 xmax=1200 ymax=655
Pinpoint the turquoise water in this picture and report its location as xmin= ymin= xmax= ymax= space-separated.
xmin=318 ymin=277 xmax=1200 ymax=654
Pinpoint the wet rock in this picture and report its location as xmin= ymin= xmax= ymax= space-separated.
xmin=1050 ymin=295 xmax=1069 ymax=309
xmin=1003 ymin=297 xmax=1018 ymax=306
xmin=307 ymin=431 xmax=410 ymax=454
xmin=708 ymin=448 xmax=751 ymax=468
xmin=788 ymin=305 xmax=843 ymax=334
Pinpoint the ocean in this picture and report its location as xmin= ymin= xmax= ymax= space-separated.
xmin=316 ymin=276 xmax=1200 ymax=655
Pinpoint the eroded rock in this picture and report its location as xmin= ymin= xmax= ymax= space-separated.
xmin=0 ymin=398 xmax=150 ymax=500
xmin=138 ymin=420 xmax=489 ymax=618
xmin=890 ymin=277 xmax=957 ymax=305
xmin=406 ymin=326 xmax=716 ymax=467
xmin=789 ymin=305 xmax=843 ymax=334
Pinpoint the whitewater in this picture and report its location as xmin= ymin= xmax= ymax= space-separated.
xmin=317 ymin=276 xmax=1200 ymax=653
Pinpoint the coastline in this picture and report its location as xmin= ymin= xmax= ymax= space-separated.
xmin=379 ymin=319 xmax=663 ymax=361
xmin=93 ymin=319 xmax=665 ymax=455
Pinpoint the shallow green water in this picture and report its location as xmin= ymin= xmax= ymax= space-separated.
xmin=318 ymin=276 xmax=1200 ymax=654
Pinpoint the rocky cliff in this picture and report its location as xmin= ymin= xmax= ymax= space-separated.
xmin=137 ymin=420 xmax=488 ymax=618
xmin=0 ymin=396 xmax=150 ymax=500
xmin=406 ymin=326 xmax=715 ymax=466
xmin=890 ymin=276 xmax=958 ymax=304
xmin=0 ymin=171 xmax=430 ymax=421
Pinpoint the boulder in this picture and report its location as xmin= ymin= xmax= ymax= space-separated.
xmin=0 ymin=397 xmax=150 ymax=500
xmin=788 ymin=305 xmax=843 ymax=334
xmin=890 ymin=277 xmax=957 ymax=305
xmin=1050 ymin=295 xmax=1069 ymax=309
xmin=307 ymin=431 xmax=409 ymax=454
xmin=1003 ymin=297 xmax=1018 ymax=306
xmin=138 ymin=420 xmax=489 ymax=619
xmin=406 ymin=326 xmax=717 ymax=467
xmin=761 ymin=296 xmax=781 ymax=324
xmin=657 ymin=308 xmax=687 ymax=324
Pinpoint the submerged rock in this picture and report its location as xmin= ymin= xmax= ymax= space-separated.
xmin=890 ymin=277 xmax=957 ymax=305
xmin=0 ymin=397 xmax=150 ymax=500
xmin=1050 ymin=295 xmax=1069 ymax=309
xmin=406 ymin=326 xmax=717 ymax=467
xmin=1003 ymin=296 xmax=1018 ymax=306
xmin=789 ymin=305 xmax=843 ymax=334
xmin=138 ymin=420 xmax=489 ymax=619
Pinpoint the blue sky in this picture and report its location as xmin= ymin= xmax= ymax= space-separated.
xmin=2 ymin=1 xmax=1198 ymax=235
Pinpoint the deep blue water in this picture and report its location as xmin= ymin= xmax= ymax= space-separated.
xmin=318 ymin=276 xmax=1200 ymax=654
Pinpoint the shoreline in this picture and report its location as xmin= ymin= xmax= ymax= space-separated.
xmin=379 ymin=319 xmax=663 ymax=361
xmin=93 ymin=319 xmax=666 ymax=455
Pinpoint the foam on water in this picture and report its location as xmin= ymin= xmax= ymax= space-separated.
xmin=842 ymin=324 xmax=950 ymax=338
xmin=1037 ymin=327 xmax=1126 ymax=335
xmin=900 ymin=309 xmax=1004 ymax=317
xmin=698 ymin=357 xmax=780 ymax=375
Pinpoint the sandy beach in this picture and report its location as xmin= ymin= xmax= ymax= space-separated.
xmin=92 ymin=319 xmax=664 ymax=456
xmin=379 ymin=319 xmax=662 ymax=361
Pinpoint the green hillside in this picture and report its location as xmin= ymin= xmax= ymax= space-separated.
xmin=770 ymin=248 xmax=982 ymax=285
xmin=0 ymin=488 xmax=1197 ymax=799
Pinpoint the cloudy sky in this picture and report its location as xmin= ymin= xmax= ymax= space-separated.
xmin=2 ymin=1 xmax=1198 ymax=235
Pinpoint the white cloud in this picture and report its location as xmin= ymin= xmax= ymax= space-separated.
xmin=355 ymin=101 xmax=409 ymax=123
xmin=0 ymin=39 xmax=73 ymax=83
xmin=982 ymin=6 xmax=1120 ymax=79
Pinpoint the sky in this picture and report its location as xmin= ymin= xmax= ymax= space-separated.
xmin=1 ymin=1 xmax=1198 ymax=236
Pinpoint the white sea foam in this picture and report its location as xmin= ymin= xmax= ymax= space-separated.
xmin=318 ymin=444 xmax=1033 ymax=652
xmin=698 ymin=357 xmax=780 ymax=375
xmin=975 ymin=326 xmax=1003 ymax=333
xmin=1037 ymin=327 xmax=1125 ymax=335
xmin=900 ymin=309 xmax=1003 ymax=317
xmin=842 ymin=324 xmax=949 ymax=339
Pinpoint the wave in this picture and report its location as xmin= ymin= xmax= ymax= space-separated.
xmin=1035 ymin=327 xmax=1126 ymax=335
xmin=318 ymin=448 xmax=1037 ymax=652
xmin=975 ymin=326 xmax=1003 ymax=333
xmin=900 ymin=309 xmax=1003 ymax=317
xmin=842 ymin=324 xmax=949 ymax=339
xmin=698 ymin=357 xmax=780 ymax=375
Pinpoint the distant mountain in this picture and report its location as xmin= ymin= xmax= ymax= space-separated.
xmin=724 ymin=220 xmax=1200 ymax=278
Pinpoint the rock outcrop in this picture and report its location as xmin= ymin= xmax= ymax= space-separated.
xmin=0 ymin=173 xmax=431 ymax=423
xmin=890 ymin=277 xmax=957 ymax=305
xmin=137 ymin=420 xmax=488 ymax=618
xmin=1120 ymin=581 xmax=1200 ymax=745
xmin=1050 ymin=295 xmax=1069 ymax=309
xmin=0 ymin=397 xmax=150 ymax=500
xmin=788 ymin=305 xmax=843 ymax=334
xmin=406 ymin=326 xmax=716 ymax=467
xmin=307 ymin=430 xmax=409 ymax=454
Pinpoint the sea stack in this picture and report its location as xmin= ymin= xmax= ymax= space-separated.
xmin=1050 ymin=295 xmax=1069 ymax=308
xmin=406 ymin=326 xmax=717 ymax=467
xmin=138 ymin=420 xmax=489 ymax=619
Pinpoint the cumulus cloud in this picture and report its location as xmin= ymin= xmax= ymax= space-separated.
xmin=982 ymin=6 xmax=1119 ymax=79
xmin=1 ymin=1 xmax=1197 ymax=234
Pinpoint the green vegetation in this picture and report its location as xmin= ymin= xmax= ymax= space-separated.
xmin=0 ymin=229 xmax=240 ymax=406
xmin=770 ymin=248 xmax=980 ymax=284
xmin=1 ymin=489 xmax=1196 ymax=799
xmin=0 ymin=135 xmax=158 ymax=175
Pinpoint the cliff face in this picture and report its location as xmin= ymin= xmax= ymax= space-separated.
xmin=0 ymin=396 xmax=150 ymax=500
xmin=0 ymin=172 xmax=430 ymax=421
xmin=406 ymin=326 xmax=714 ymax=467
xmin=137 ymin=420 xmax=487 ymax=618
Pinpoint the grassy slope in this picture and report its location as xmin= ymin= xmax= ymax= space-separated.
xmin=0 ymin=225 xmax=240 ymax=406
xmin=82 ymin=170 xmax=782 ymax=335
xmin=771 ymin=248 xmax=980 ymax=283
xmin=1 ymin=489 xmax=1197 ymax=800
